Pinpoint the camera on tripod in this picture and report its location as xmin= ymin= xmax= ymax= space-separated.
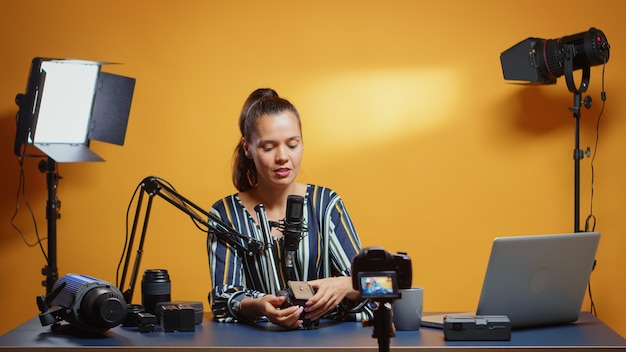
xmin=352 ymin=246 xmax=412 ymax=300
xmin=351 ymin=247 xmax=413 ymax=352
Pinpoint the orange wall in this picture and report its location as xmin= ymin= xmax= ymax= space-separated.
xmin=1 ymin=0 xmax=625 ymax=337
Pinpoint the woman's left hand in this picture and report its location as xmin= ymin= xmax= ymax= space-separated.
xmin=303 ymin=276 xmax=360 ymax=321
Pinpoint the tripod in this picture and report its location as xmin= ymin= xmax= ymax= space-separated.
xmin=364 ymin=299 xmax=395 ymax=352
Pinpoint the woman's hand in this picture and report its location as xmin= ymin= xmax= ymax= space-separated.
xmin=304 ymin=276 xmax=360 ymax=321
xmin=240 ymin=294 xmax=303 ymax=330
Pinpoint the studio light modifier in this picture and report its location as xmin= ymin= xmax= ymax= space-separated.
xmin=500 ymin=27 xmax=610 ymax=84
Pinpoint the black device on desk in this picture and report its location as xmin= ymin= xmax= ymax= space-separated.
xmin=443 ymin=315 xmax=511 ymax=341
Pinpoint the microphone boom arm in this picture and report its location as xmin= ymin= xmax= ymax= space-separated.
xmin=118 ymin=176 xmax=265 ymax=304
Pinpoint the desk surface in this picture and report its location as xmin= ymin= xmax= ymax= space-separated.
xmin=1 ymin=313 xmax=625 ymax=351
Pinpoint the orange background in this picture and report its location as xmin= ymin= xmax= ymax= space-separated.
xmin=1 ymin=0 xmax=625 ymax=337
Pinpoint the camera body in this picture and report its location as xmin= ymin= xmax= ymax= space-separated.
xmin=352 ymin=247 xmax=412 ymax=300
xmin=277 ymin=281 xmax=317 ymax=328
xmin=278 ymin=281 xmax=316 ymax=308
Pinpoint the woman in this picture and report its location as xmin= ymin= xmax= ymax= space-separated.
xmin=207 ymin=88 xmax=371 ymax=329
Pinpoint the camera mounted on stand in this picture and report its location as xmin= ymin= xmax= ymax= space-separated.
xmin=352 ymin=247 xmax=412 ymax=352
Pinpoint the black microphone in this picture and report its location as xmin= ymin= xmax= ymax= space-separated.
xmin=284 ymin=195 xmax=305 ymax=251
xmin=282 ymin=195 xmax=306 ymax=281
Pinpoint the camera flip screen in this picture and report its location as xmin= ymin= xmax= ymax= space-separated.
xmin=358 ymin=271 xmax=399 ymax=299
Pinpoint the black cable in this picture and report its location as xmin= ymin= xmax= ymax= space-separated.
xmin=115 ymin=181 xmax=142 ymax=288
xmin=10 ymin=142 xmax=48 ymax=259
xmin=584 ymin=62 xmax=607 ymax=233
xmin=588 ymin=273 xmax=597 ymax=316
xmin=583 ymin=62 xmax=606 ymax=317
xmin=115 ymin=176 xmax=208 ymax=288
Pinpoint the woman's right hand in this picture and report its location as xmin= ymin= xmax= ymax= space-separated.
xmin=240 ymin=294 xmax=303 ymax=330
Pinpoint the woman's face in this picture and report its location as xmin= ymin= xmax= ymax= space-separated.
xmin=244 ymin=110 xmax=303 ymax=190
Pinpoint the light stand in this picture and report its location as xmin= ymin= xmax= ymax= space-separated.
xmin=14 ymin=57 xmax=135 ymax=294
xmin=563 ymin=44 xmax=592 ymax=233
xmin=118 ymin=176 xmax=266 ymax=304
xmin=499 ymin=28 xmax=610 ymax=233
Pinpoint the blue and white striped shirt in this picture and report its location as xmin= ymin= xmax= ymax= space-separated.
xmin=207 ymin=184 xmax=372 ymax=323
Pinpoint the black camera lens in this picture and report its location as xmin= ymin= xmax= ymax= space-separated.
xmin=141 ymin=269 xmax=171 ymax=314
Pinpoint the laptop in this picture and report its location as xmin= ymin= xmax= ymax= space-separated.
xmin=420 ymin=232 xmax=600 ymax=329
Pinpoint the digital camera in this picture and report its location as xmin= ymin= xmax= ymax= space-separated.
xmin=277 ymin=281 xmax=318 ymax=328
xmin=351 ymin=247 xmax=412 ymax=300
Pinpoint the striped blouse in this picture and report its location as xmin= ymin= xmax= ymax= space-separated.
xmin=207 ymin=184 xmax=373 ymax=323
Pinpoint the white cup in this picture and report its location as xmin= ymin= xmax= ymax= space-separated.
xmin=392 ymin=287 xmax=423 ymax=331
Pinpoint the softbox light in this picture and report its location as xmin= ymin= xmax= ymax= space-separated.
xmin=14 ymin=57 xmax=136 ymax=162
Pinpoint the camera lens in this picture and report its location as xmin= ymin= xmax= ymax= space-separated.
xmin=141 ymin=269 xmax=171 ymax=314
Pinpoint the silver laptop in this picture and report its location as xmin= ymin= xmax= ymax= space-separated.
xmin=421 ymin=232 xmax=600 ymax=329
